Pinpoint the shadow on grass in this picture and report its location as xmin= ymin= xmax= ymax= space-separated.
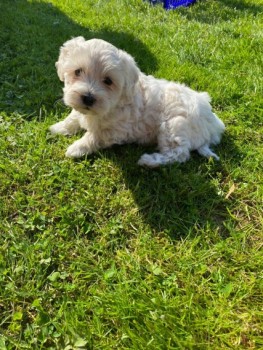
xmin=0 ymin=0 xmax=158 ymax=116
xmin=181 ymin=0 xmax=262 ymax=24
xmin=218 ymin=0 xmax=262 ymax=14
xmin=97 ymin=132 xmax=239 ymax=239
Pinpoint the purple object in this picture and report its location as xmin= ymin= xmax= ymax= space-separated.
xmin=164 ymin=0 xmax=196 ymax=9
xmin=148 ymin=0 xmax=196 ymax=9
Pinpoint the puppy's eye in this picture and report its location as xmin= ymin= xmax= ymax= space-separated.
xmin=75 ymin=68 xmax=82 ymax=76
xmin=103 ymin=77 xmax=113 ymax=86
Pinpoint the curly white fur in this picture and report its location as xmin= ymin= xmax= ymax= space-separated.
xmin=50 ymin=37 xmax=225 ymax=167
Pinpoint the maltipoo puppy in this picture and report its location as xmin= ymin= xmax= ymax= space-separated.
xmin=50 ymin=37 xmax=225 ymax=167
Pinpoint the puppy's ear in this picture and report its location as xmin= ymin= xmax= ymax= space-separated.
xmin=55 ymin=36 xmax=86 ymax=81
xmin=118 ymin=50 xmax=139 ymax=101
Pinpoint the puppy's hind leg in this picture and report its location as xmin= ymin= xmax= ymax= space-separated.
xmin=138 ymin=135 xmax=191 ymax=168
xmin=49 ymin=109 xmax=82 ymax=136
xmin=138 ymin=118 xmax=192 ymax=167
xmin=138 ymin=146 xmax=190 ymax=168
xmin=138 ymin=152 xmax=168 ymax=168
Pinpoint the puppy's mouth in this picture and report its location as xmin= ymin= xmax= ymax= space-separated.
xmin=78 ymin=102 xmax=98 ymax=116
xmin=78 ymin=105 xmax=96 ymax=114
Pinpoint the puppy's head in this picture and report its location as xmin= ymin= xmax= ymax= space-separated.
xmin=56 ymin=37 xmax=139 ymax=116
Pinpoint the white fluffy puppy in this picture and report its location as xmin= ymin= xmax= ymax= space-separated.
xmin=50 ymin=37 xmax=225 ymax=167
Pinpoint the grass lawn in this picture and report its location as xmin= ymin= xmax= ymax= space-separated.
xmin=0 ymin=0 xmax=262 ymax=348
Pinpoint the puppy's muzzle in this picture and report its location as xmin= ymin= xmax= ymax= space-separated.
xmin=82 ymin=93 xmax=96 ymax=107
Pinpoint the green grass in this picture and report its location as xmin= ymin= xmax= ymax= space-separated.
xmin=0 ymin=0 xmax=263 ymax=349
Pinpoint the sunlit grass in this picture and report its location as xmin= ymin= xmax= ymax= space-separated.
xmin=0 ymin=0 xmax=262 ymax=348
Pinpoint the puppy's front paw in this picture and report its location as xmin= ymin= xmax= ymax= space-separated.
xmin=65 ymin=140 xmax=92 ymax=158
xmin=50 ymin=121 xmax=71 ymax=136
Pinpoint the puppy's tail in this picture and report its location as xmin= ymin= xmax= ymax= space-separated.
xmin=211 ymin=112 xmax=225 ymax=143
xmin=196 ymin=92 xmax=225 ymax=145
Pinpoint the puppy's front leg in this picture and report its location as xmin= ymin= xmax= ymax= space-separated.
xmin=65 ymin=131 xmax=98 ymax=158
xmin=50 ymin=110 xmax=82 ymax=136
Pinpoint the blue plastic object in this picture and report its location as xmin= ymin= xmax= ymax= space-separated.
xmin=164 ymin=0 xmax=196 ymax=9
xmin=148 ymin=0 xmax=196 ymax=9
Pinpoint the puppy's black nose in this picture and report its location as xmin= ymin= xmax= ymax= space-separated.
xmin=82 ymin=93 xmax=96 ymax=107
